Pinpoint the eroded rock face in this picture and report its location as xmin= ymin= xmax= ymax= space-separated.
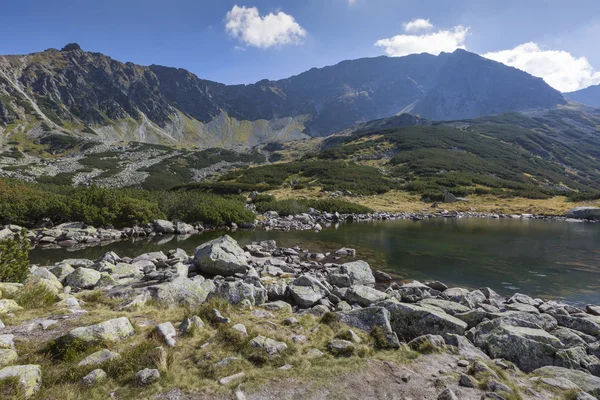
xmin=193 ymin=235 xmax=249 ymax=276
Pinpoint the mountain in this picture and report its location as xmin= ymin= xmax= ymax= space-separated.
xmin=564 ymin=84 xmax=600 ymax=108
xmin=0 ymin=44 xmax=565 ymax=148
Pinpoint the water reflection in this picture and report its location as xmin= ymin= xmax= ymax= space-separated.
xmin=29 ymin=218 xmax=600 ymax=305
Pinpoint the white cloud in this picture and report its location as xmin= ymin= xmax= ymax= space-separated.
xmin=375 ymin=24 xmax=469 ymax=57
xmin=225 ymin=5 xmax=307 ymax=49
xmin=403 ymin=19 xmax=433 ymax=33
xmin=483 ymin=43 xmax=600 ymax=92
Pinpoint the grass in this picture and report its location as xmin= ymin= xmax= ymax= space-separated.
xmin=12 ymin=279 xmax=59 ymax=309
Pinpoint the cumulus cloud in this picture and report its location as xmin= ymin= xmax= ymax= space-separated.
xmin=225 ymin=5 xmax=307 ymax=49
xmin=403 ymin=19 xmax=433 ymax=33
xmin=375 ymin=23 xmax=469 ymax=57
xmin=483 ymin=43 xmax=600 ymax=92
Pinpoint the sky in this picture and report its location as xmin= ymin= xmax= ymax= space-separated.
xmin=2 ymin=0 xmax=600 ymax=93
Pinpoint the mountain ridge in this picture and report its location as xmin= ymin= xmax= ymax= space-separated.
xmin=0 ymin=44 xmax=566 ymax=149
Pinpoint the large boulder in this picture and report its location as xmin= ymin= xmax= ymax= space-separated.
xmin=153 ymin=220 xmax=175 ymax=234
xmin=58 ymin=317 xmax=135 ymax=346
xmin=78 ymin=349 xmax=121 ymax=366
xmin=340 ymin=261 xmax=375 ymax=286
xmin=420 ymin=298 xmax=470 ymax=315
xmin=148 ymin=276 xmax=215 ymax=307
xmin=381 ymin=301 xmax=467 ymax=341
xmin=0 ymin=365 xmax=42 ymax=398
xmin=344 ymin=285 xmax=387 ymax=307
xmin=249 ymin=336 xmax=288 ymax=356
xmin=485 ymin=325 xmax=563 ymax=372
xmin=64 ymin=267 xmax=101 ymax=289
xmin=289 ymin=276 xmax=330 ymax=308
xmin=534 ymin=366 xmax=600 ymax=398
xmin=193 ymin=236 xmax=248 ymax=276
xmin=213 ymin=280 xmax=267 ymax=306
xmin=337 ymin=307 xmax=400 ymax=348
xmin=567 ymin=207 xmax=600 ymax=221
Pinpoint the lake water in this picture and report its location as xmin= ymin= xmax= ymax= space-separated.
xmin=29 ymin=218 xmax=600 ymax=306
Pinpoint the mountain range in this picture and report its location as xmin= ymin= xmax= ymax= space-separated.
xmin=565 ymin=84 xmax=600 ymax=108
xmin=0 ymin=43 xmax=568 ymax=149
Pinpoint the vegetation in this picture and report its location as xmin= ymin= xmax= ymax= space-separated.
xmin=0 ymin=230 xmax=29 ymax=283
xmin=0 ymin=178 xmax=255 ymax=228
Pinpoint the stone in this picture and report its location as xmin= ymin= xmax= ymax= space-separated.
xmin=154 ymin=322 xmax=177 ymax=347
xmin=344 ymin=285 xmax=387 ymax=307
xmin=82 ymin=369 xmax=107 ymax=386
xmin=250 ymin=336 xmax=288 ymax=356
xmin=587 ymin=305 xmax=600 ymax=316
xmin=219 ymin=372 xmax=245 ymax=385
xmin=211 ymin=309 xmax=231 ymax=324
xmin=133 ymin=252 xmax=168 ymax=263
xmin=292 ymin=335 xmax=307 ymax=344
xmin=437 ymin=388 xmax=458 ymax=400
xmin=555 ymin=346 xmax=587 ymax=369
xmin=381 ymin=301 xmax=468 ymax=341
xmin=136 ymin=368 xmax=160 ymax=385
xmin=488 ymin=380 xmax=513 ymax=393
xmin=459 ymin=373 xmax=476 ymax=387
xmin=373 ymin=270 xmax=392 ymax=283
xmin=0 ymin=335 xmax=15 ymax=350
xmin=180 ymin=316 xmax=204 ymax=335
xmin=58 ymin=317 xmax=135 ymax=346
xmin=0 ymin=283 xmax=22 ymax=298
xmin=305 ymin=348 xmax=324 ymax=359
xmin=57 ymin=258 xmax=94 ymax=269
xmin=408 ymin=334 xmax=446 ymax=352
xmin=193 ymin=235 xmax=249 ymax=276
xmin=534 ymin=366 xmax=600 ymax=397
xmin=485 ymin=325 xmax=563 ymax=372
xmin=214 ymin=280 xmax=266 ymax=306
xmin=420 ymin=298 xmax=470 ymax=315
xmin=212 ymin=357 xmax=239 ymax=368
xmin=327 ymin=339 xmax=354 ymax=356
xmin=148 ymin=276 xmax=215 ymax=307
xmin=337 ymin=307 xmax=400 ymax=348
xmin=445 ymin=334 xmax=490 ymax=361
xmin=0 ymin=365 xmax=42 ymax=398
xmin=0 ymin=349 xmax=18 ymax=367
xmin=454 ymin=309 xmax=487 ymax=329
xmin=328 ymin=273 xmax=352 ymax=288
xmin=566 ymin=207 xmax=600 ymax=220
xmin=78 ymin=349 xmax=121 ymax=366
xmin=64 ymin=267 xmax=101 ymax=289
xmin=232 ymin=324 xmax=248 ymax=337
xmin=289 ymin=275 xmax=330 ymax=308
xmin=262 ymin=301 xmax=293 ymax=313
xmin=0 ymin=300 xmax=22 ymax=314
xmin=340 ymin=260 xmax=375 ymax=285
xmin=251 ymin=309 xmax=274 ymax=318
xmin=555 ymin=314 xmax=600 ymax=337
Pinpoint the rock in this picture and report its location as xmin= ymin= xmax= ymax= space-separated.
xmin=437 ymin=387 xmax=458 ymax=400
xmin=174 ymin=221 xmax=195 ymax=235
xmin=335 ymin=248 xmax=356 ymax=257
xmin=78 ymin=349 xmax=120 ymax=366
xmin=219 ymin=372 xmax=245 ymax=385
xmin=555 ymin=346 xmax=588 ymax=369
xmin=64 ymin=267 xmax=101 ymax=289
xmin=136 ymin=368 xmax=160 ymax=385
xmin=534 ymin=366 xmax=600 ymax=397
xmin=459 ymin=373 xmax=476 ymax=387
xmin=337 ymin=307 xmax=400 ymax=348
xmin=292 ymin=335 xmax=307 ymax=344
xmin=58 ymin=317 xmax=135 ymax=346
xmin=214 ymin=280 xmax=266 ymax=306
xmin=567 ymin=207 xmax=600 ymax=220
xmin=57 ymin=258 xmax=94 ymax=269
xmin=588 ymin=305 xmax=600 ymax=316
xmin=488 ymin=380 xmax=513 ymax=393
xmin=327 ymin=339 xmax=355 ymax=356
xmin=485 ymin=325 xmax=563 ymax=372
xmin=154 ymin=322 xmax=177 ymax=347
xmin=82 ymin=369 xmax=107 ymax=386
xmin=454 ymin=309 xmax=488 ymax=329
xmin=0 ymin=365 xmax=42 ymax=397
xmin=445 ymin=334 xmax=490 ymax=361
xmin=420 ymin=298 xmax=470 ymax=315
xmin=210 ymin=309 xmax=231 ymax=324
xmin=408 ymin=334 xmax=446 ymax=352
xmin=0 ymin=283 xmax=22 ymax=298
xmin=340 ymin=261 xmax=375 ymax=286
xmin=0 ymin=335 xmax=15 ymax=349
xmin=179 ymin=316 xmax=204 ymax=335
xmin=0 ymin=299 xmax=22 ymax=314
xmin=249 ymin=336 xmax=288 ymax=356
xmin=373 ymin=270 xmax=392 ymax=283
xmin=193 ymin=235 xmax=249 ymax=276
xmin=212 ymin=357 xmax=239 ymax=368
xmin=328 ymin=273 xmax=352 ymax=288
xmin=262 ymin=301 xmax=292 ymax=313
xmin=153 ymin=220 xmax=175 ymax=233
xmin=232 ymin=324 xmax=248 ymax=337
xmin=555 ymin=314 xmax=600 ymax=337
xmin=289 ymin=275 xmax=330 ymax=308
xmin=551 ymin=328 xmax=588 ymax=348
xmin=0 ymin=349 xmax=18 ymax=367
xmin=306 ymin=348 xmax=324 ymax=359
xmin=381 ymin=301 xmax=468 ymax=340
xmin=426 ymin=281 xmax=449 ymax=291
xmin=148 ymin=276 xmax=215 ymax=307
xmin=344 ymin=285 xmax=387 ymax=307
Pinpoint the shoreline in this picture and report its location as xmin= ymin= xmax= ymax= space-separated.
xmin=3 ymin=208 xmax=597 ymax=252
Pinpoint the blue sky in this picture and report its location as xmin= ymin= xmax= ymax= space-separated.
xmin=2 ymin=0 xmax=600 ymax=92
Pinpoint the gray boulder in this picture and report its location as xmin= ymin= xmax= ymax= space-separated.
xmin=154 ymin=322 xmax=177 ymax=347
xmin=136 ymin=368 xmax=160 ymax=385
xmin=58 ymin=317 xmax=135 ymax=346
xmin=64 ymin=267 xmax=101 ymax=289
xmin=78 ymin=349 xmax=121 ymax=366
xmin=337 ymin=307 xmax=400 ymax=348
xmin=249 ymin=336 xmax=288 ymax=356
xmin=0 ymin=349 xmax=18 ymax=367
xmin=534 ymin=366 xmax=600 ymax=398
xmin=340 ymin=261 xmax=375 ymax=286
xmin=420 ymin=298 xmax=470 ymax=315
xmin=567 ymin=207 xmax=600 ymax=220
xmin=148 ymin=276 xmax=215 ymax=307
xmin=193 ymin=235 xmax=249 ymax=276
xmin=445 ymin=334 xmax=490 ymax=361
xmin=289 ymin=275 xmax=330 ymax=308
xmin=344 ymin=285 xmax=387 ymax=307
xmin=214 ymin=280 xmax=267 ymax=306
xmin=153 ymin=220 xmax=175 ymax=234
xmin=381 ymin=301 xmax=467 ymax=341
xmin=82 ymin=369 xmax=107 ymax=386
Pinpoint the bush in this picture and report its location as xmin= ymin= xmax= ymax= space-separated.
xmin=0 ymin=230 xmax=29 ymax=283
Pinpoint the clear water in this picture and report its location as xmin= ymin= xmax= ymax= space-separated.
xmin=29 ymin=218 xmax=600 ymax=305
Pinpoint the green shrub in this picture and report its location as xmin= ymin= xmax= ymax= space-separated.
xmin=0 ymin=230 xmax=29 ymax=283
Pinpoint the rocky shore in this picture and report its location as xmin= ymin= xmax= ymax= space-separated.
xmin=2 ymin=205 xmax=598 ymax=251
xmin=1 ymin=235 xmax=600 ymax=398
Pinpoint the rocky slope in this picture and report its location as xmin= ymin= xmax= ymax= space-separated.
xmin=565 ymin=84 xmax=600 ymax=108
xmin=0 ymin=44 xmax=565 ymax=149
